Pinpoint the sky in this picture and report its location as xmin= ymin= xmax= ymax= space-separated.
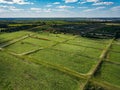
xmin=0 ymin=0 xmax=120 ymax=17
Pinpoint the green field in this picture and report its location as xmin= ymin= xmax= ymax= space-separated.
xmin=0 ymin=51 xmax=84 ymax=90
xmin=0 ymin=30 xmax=120 ymax=90
xmin=93 ymin=62 xmax=120 ymax=86
xmin=29 ymin=48 xmax=98 ymax=74
xmin=0 ymin=31 xmax=32 ymax=44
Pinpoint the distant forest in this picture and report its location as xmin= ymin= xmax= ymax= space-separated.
xmin=0 ymin=19 xmax=120 ymax=39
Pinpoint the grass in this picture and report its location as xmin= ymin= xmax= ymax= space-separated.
xmin=8 ymin=24 xmax=32 ymax=27
xmin=66 ymin=37 xmax=110 ymax=49
xmin=93 ymin=62 xmax=120 ymax=87
xmin=22 ymin=37 xmax=55 ymax=48
xmin=108 ymin=51 xmax=120 ymax=63
xmin=35 ymin=32 xmax=67 ymax=42
xmin=111 ymin=44 xmax=120 ymax=52
xmin=84 ymin=81 xmax=106 ymax=90
xmin=29 ymin=48 xmax=98 ymax=74
xmin=5 ymin=41 xmax=39 ymax=54
xmin=0 ymin=31 xmax=32 ymax=44
xmin=0 ymin=30 xmax=119 ymax=90
xmin=52 ymin=43 xmax=102 ymax=58
xmin=0 ymin=51 xmax=84 ymax=90
xmin=55 ymin=33 xmax=76 ymax=39
xmin=107 ymin=41 xmax=120 ymax=63
xmin=113 ymin=39 xmax=120 ymax=45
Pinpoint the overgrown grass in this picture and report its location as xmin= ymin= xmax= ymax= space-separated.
xmin=0 ymin=30 xmax=119 ymax=90
xmin=29 ymin=48 xmax=98 ymax=74
xmin=23 ymin=37 xmax=55 ymax=47
xmin=0 ymin=31 xmax=32 ymax=44
xmin=52 ymin=43 xmax=102 ymax=58
xmin=5 ymin=41 xmax=39 ymax=54
xmin=94 ymin=62 xmax=120 ymax=87
xmin=8 ymin=24 xmax=32 ymax=27
xmin=108 ymin=51 xmax=120 ymax=63
xmin=0 ymin=51 xmax=84 ymax=90
xmin=66 ymin=37 xmax=110 ymax=49
xmin=113 ymin=39 xmax=120 ymax=45
xmin=35 ymin=32 xmax=67 ymax=42
xmin=111 ymin=44 xmax=120 ymax=52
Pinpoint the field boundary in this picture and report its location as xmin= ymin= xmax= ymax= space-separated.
xmin=81 ymin=38 xmax=115 ymax=90
xmin=90 ymin=79 xmax=120 ymax=90
xmin=0 ymin=34 xmax=34 ymax=48
xmin=50 ymin=48 xmax=98 ymax=60
xmin=65 ymin=42 xmax=105 ymax=50
xmin=3 ymin=48 xmax=89 ymax=80
xmin=17 ymin=48 xmax=44 ymax=56
xmin=105 ymin=60 xmax=120 ymax=65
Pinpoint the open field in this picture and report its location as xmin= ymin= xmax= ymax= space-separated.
xmin=93 ymin=62 xmax=120 ymax=87
xmin=0 ymin=51 xmax=85 ymax=90
xmin=0 ymin=20 xmax=120 ymax=90
xmin=0 ymin=31 xmax=32 ymax=44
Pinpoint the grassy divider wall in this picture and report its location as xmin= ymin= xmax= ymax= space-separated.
xmin=90 ymin=79 xmax=120 ymax=90
xmin=0 ymin=34 xmax=34 ymax=48
xmin=105 ymin=60 xmax=120 ymax=65
xmin=50 ymin=48 xmax=98 ymax=60
xmin=30 ymin=36 xmax=51 ymax=41
xmin=3 ymin=49 xmax=89 ymax=80
xmin=18 ymin=48 xmax=44 ymax=56
xmin=65 ymin=43 xmax=103 ymax=50
xmin=82 ymin=38 xmax=115 ymax=90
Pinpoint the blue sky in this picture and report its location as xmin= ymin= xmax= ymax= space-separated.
xmin=0 ymin=0 xmax=120 ymax=17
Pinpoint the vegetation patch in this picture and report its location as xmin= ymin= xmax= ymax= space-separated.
xmin=0 ymin=51 xmax=83 ymax=90
xmin=108 ymin=51 xmax=120 ymax=63
xmin=35 ymin=32 xmax=67 ymax=42
xmin=29 ymin=48 xmax=98 ymax=74
xmin=0 ymin=31 xmax=32 ymax=44
xmin=22 ymin=37 xmax=55 ymax=48
xmin=5 ymin=41 xmax=39 ymax=54
xmin=52 ymin=43 xmax=102 ymax=58
xmin=93 ymin=62 xmax=120 ymax=87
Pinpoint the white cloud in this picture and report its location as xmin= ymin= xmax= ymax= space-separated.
xmin=83 ymin=6 xmax=105 ymax=12
xmin=78 ymin=1 xmax=86 ymax=4
xmin=79 ymin=0 xmax=99 ymax=4
xmin=54 ymin=9 xmax=68 ymax=12
xmin=0 ymin=0 xmax=33 ymax=5
xmin=86 ymin=0 xmax=99 ymax=3
xmin=30 ymin=8 xmax=52 ymax=13
xmin=96 ymin=6 xmax=105 ymax=9
xmin=43 ymin=8 xmax=52 ymax=12
xmin=57 ymin=5 xmax=74 ymax=9
xmin=0 ymin=5 xmax=8 ymax=8
xmin=53 ymin=2 xmax=60 ymax=4
xmin=46 ymin=5 xmax=52 ymax=7
xmin=0 ymin=5 xmax=23 ymax=12
xmin=30 ymin=8 xmax=42 ymax=11
xmin=64 ymin=0 xmax=78 ymax=3
xmin=9 ymin=7 xmax=23 ymax=11
xmin=79 ymin=0 xmax=114 ymax=6
xmin=93 ymin=2 xmax=114 ymax=5
xmin=111 ymin=6 xmax=120 ymax=11
xmin=78 ymin=6 xmax=88 ymax=9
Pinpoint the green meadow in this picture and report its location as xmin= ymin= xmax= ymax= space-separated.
xmin=0 ymin=24 xmax=120 ymax=90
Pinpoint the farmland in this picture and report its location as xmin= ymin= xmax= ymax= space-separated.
xmin=0 ymin=20 xmax=120 ymax=90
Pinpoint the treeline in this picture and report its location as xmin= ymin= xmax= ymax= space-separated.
xmin=51 ymin=23 xmax=104 ymax=35
xmin=83 ymin=25 xmax=120 ymax=39
xmin=0 ymin=25 xmax=38 ymax=33
xmin=0 ymin=24 xmax=8 ymax=28
xmin=1 ymin=20 xmax=120 ymax=39
xmin=50 ymin=23 xmax=120 ymax=39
